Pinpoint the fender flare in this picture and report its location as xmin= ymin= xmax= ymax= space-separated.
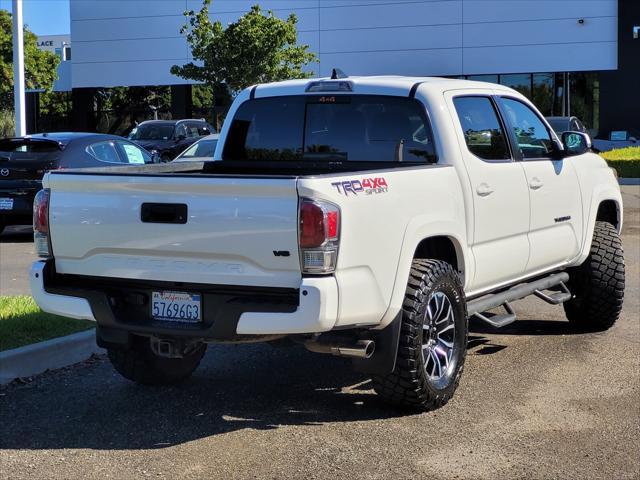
xmin=574 ymin=184 xmax=623 ymax=266
xmin=377 ymin=218 xmax=470 ymax=329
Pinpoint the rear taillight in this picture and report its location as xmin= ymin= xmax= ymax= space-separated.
xmin=298 ymin=198 xmax=340 ymax=274
xmin=33 ymin=188 xmax=51 ymax=258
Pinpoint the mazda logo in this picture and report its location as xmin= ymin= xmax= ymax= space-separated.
xmin=0 ymin=168 xmax=9 ymax=177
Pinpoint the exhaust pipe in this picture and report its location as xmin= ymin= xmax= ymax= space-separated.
xmin=304 ymin=339 xmax=375 ymax=359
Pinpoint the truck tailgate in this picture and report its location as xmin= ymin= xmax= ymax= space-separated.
xmin=47 ymin=173 xmax=302 ymax=288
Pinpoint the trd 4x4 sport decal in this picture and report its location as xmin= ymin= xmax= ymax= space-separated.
xmin=331 ymin=177 xmax=388 ymax=196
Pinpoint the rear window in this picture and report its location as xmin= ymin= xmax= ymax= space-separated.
xmin=0 ymin=139 xmax=60 ymax=154
xmin=223 ymin=95 xmax=436 ymax=163
xmin=180 ymin=139 xmax=218 ymax=158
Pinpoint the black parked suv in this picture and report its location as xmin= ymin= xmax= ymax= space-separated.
xmin=127 ymin=119 xmax=215 ymax=162
xmin=0 ymin=132 xmax=154 ymax=234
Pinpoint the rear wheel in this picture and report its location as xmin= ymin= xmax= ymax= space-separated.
xmin=372 ymin=259 xmax=467 ymax=411
xmin=564 ymin=221 xmax=625 ymax=331
xmin=107 ymin=337 xmax=206 ymax=385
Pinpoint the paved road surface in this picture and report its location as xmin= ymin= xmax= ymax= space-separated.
xmin=0 ymin=225 xmax=35 ymax=296
xmin=0 ymin=187 xmax=638 ymax=479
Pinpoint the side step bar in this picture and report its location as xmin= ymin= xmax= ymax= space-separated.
xmin=473 ymin=301 xmax=517 ymax=328
xmin=468 ymin=272 xmax=572 ymax=328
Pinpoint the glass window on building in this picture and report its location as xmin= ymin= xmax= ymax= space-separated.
xmin=500 ymin=74 xmax=532 ymax=97
xmin=532 ymin=73 xmax=555 ymax=116
xmin=569 ymin=72 xmax=599 ymax=134
xmin=467 ymin=75 xmax=499 ymax=84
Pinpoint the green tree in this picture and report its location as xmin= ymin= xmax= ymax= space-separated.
xmin=0 ymin=10 xmax=60 ymax=110
xmin=171 ymin=0 xmax=317 ymax=106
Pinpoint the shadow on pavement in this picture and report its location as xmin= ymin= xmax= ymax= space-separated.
xmin=0 ymin=344 xmax=413 ymax=451
xmin=0 ymin=317 xmax=588 ymax=451
xmin=0 ymin=225 xmax=33 ymax=243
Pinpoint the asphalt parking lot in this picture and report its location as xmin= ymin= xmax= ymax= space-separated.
xmin=0 ymin=186 xmax=638 ymax=480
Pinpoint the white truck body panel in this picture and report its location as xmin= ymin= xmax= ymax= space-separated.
xmin=298 ymin=164 xmax=467 ymax=328
xmin=46 ymin=173 xmax=302 ymax=288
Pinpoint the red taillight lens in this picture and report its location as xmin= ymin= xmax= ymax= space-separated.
xmin=299 ymin=201 xmax=326 ymax=248
xmin=326 ymin=211 xmax=338 ymax=240
xmin=33 ymin=189 xmax=50 ymax=234
xmin=298 ymin=198 xmax=340 ymax=274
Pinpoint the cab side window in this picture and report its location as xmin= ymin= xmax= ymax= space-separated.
xmin=453 ymin=96 xmax=510 ymax=161
xmin=499 ymin=98 xmax=554 ymax=159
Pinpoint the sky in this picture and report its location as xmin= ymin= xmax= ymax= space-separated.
xmin=0 ymin=0 xmax=70 ymax=35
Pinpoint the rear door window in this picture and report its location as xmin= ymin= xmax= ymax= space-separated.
xmin=115 ymin=140 xmax=151 ymax=164
xmin=453 ymin=96 xmax=511 ymax=161
xmin=86 ymin=141 xmax=122 ymax=163
xmin=223 ymin=95 xmax=436 ymax=163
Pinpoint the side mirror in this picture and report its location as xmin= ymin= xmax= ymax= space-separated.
xmin=561 ymin=131 xmax=591 ymax=156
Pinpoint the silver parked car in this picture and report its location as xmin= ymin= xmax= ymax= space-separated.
xmin=173 ymin=134 xmax=219 ymax=162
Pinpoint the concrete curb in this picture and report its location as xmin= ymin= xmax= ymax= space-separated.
xmin=619 ymin=178 xmax=640 ymax=185
xmin=0 ymin=329 xmax=104 ymax=385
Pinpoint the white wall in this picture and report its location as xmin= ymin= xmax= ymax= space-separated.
xmin=70 ymin=0 xmax=617 ymax=88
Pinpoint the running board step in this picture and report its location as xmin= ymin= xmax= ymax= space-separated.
xmin=467 ymin=272 xmax=570 ymax=316
xmin=533 ymin=284 xmax=572 ymax=305
xmin=472 ymin=300 xmax=517 ymax=328
xmin=473 ymin=311 xmax=517 ymax=328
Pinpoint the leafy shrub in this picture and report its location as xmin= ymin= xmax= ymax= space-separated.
xmin=600 ymin=147 xmax=640 ymax=178
xmin=0 ymin=110 xmax=14 ymax=138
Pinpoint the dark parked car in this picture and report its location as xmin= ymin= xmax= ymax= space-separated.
xmin=127 ymin=119 xmax=214 ymax=162
xmin=546 ymin=116 xmax=589 ymax=136
xmin=173 ymin=134 xmax=219 ymax=162
xmin=0 ymin=132 xmax=154 ymax=234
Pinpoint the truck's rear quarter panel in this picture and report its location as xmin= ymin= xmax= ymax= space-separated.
xmin=298 ymin=165 xmax=467 ymax=328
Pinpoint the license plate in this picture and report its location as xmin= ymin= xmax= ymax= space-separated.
xmin=0 ymin=198 xmax=13 ymax=210
xmin=151 ymin=291 xmax=201 ymax=323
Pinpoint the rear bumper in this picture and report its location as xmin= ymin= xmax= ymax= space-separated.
xmin=30 ymin=260 xmax=339 ymax=340
xmin=29 ymin=262 xmax=96 ymax=321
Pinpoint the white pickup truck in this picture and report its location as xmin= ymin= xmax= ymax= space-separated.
xmin=30 ymin=75 xmax=625 ymax=410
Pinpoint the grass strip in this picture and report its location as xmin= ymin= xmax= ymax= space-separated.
xmin=0 ymin=296 xmax=94 ymax=352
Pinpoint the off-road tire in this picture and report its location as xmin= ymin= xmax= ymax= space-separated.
xmin=107 ymin=337 xmax=206 ymax=385
xmin=564 ymin=221 xmax=625 ymax=331
xmin=372 ymin=259 xmax=467 ymax=411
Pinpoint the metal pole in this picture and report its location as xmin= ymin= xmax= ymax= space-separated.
xmin=12 ymin=0 xmax=26 ymax=136
xmin=566 ymin=72 xmax=571 ymax=117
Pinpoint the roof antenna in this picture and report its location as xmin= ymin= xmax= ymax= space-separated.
xmin=331 ymin=68 xmax=348 ymax=80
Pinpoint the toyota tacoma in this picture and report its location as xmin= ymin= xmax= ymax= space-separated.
xmin=30 ymin=75 xmax=625 ymax=410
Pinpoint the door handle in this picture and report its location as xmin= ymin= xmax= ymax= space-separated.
xmin=529 ymin=177 xmax=544 ymax=190
xmin=476 ymin=183 xmax=494 ymax=197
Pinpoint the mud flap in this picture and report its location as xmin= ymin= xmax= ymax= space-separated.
xmin=352 ymin=311 xmax=402 ymax=375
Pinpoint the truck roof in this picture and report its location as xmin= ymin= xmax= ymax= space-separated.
xmin=251 ymin=75 xmax=516 ymax=98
